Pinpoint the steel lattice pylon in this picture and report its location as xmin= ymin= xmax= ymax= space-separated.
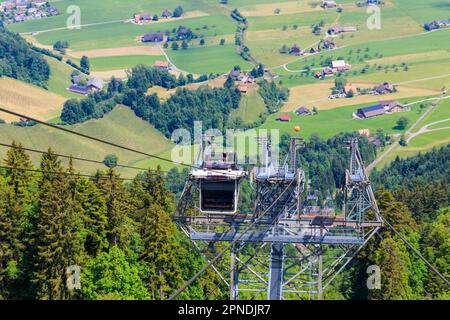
xmin=173 ymin=137 xmax=382 ymax=300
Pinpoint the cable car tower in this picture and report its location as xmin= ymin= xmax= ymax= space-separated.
xmin=174 ymin=136 xmax=383 ymax=300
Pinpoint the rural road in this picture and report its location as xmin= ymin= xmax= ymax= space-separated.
xmin=406 ymin=118 xmax=450 ymax=143
xmin=366 ymin=93 xmax=449 ymax=171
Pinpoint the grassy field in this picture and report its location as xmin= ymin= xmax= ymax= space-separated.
xmin=258 ymin=100 xmax=427 ymax=140
xmin=46 ymin=57 xmax=81 ymax=99
xmin=166 ymin=44 xmax=253 ymax=74
xmin=373 ymin=97 xmax=450 ymax=169
xmin=231 ymin=86 xmax=267 ymax=123
xmin=282 ymin=80 xmax=441 ymax=111
xmin=0 ymin=77 xmax=66 ymax=122
xmin=0 ymin=106 xmax=174 ymax=177
xmin=90 ymin=55 xmax=167 ymax=72
xmin=8 ymin=0 xmax=209 ymax=33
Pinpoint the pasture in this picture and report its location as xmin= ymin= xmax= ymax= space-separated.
xmin=231 ymin=86 xmax=267 ymax=124
xmin=258 ymin=99 xmax=427 ymax=140
xmin=0 ymin=106 xmax=174 ymax=177
xmin=0 ymin=77 xmax=66 ymax=122
xmin=89 ymin=55 xmax=167 ymax=72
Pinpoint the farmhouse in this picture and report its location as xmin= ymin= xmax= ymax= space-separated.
xmin=332 ymin=60 xmax=351 ymax=72
xmin=321 ymin=40 xmax=336 ymax=50
xmin=276 ymin=114 xmax=291 ymax=122
xmin=344 ymin=84 xmax=358 ymax=95
xmin=229 ymin=69 xmax=242 ymax=80
xmin=290 ymin=45 xmax=302 ymax=56
xmin=380 ymin=100 xmax=405 ymax=113
xmin=295 ymin=107 xmax=312 ymax=116
xmin=238 ymin=85 xmax=249 ymax=94
xmin=321 ymin=1 xmax=337 ymax=9
xmin=357 ymin=104 xmax=386 ymax=118
xmin=141 ymin=32 xmax=167 ymax=43
xmin=424 ymin=19 xmax=450 ymax=31
xmin=68 ymin=85 xmax=90 ymax=95
xmin=327 ymin=25 xmax=357 ymax=35
xmin=154 ymin=60 xmax=170 ymax=70
xmin=375 ymin=82 xmax=395 ymax=94
xmin=87 ymin=77 xmax=104 ymax=92
xmin=134 ymin=13 xmax=153 ymax=23
xmin=68 ymin=77 xmax=104 ymax=95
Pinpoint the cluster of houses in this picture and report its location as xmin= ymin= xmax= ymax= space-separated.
xmin=275 ymin=107 xmax=314 ymax=122
xmin=228 ymin=69 xmax=256 ymax=94
xmin=330 ymin=82 xmax=396 ymax=99
xmin=315 ymin=60 xmax=352 ymax=79
xmin=356 ymin=100 xmax=407 ymax=119
xmin=327 ymin=25 xmax=358 ymax=36
xmin=287 ymin=39 xmax=336 ymax=57
xmin=133 ymin=9 xmax=174 ymax=24
xmin=68 ymin=76 xmax=104 ymax=96
xmin=0 ymin=0 xmax=58 ymax=24
xmin=141 ymin=26 xmax=196 ymax=43
xmin=424 ymin=18 xmax=450 ymax=31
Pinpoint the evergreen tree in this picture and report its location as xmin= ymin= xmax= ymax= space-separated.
xmin=138 ymin=169 xmax=182 ymax=299
xmin=77 ymin=178 xmax=108 ymax=257
xmin=32 ymin=150 xmax=83 ymax=299
xmin=0 ymin=142 xmax=34 ymax=298
xmin=369 ymin=237 xmax=411 ymax=300
xmin=95 ymin=169 xmax=135 ymax=250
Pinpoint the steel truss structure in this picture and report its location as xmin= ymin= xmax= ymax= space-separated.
xmin=174 ymin=137 xmax=382 ymax=300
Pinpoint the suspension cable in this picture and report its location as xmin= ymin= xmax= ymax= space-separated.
xmin=376 ymin=232 xmax=432 ymax=299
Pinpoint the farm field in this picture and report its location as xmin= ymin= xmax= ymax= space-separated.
xmin=0 ymin=106 xmax=173 ymax=177
xmin=0 ymin=77 xmax=66 ymax=122
xmin=257 ymin=99 xmax=428 ymax=140
xmin=166 ymin=44 xmax=252 ymax=74
xmin=282 ymin=81 xmax=441 ymax=111
xmin=45 ymin=57 xmax=82 ymax=99
xmin=3 ymin=0 xmax=449 ymax=170
xmin=89 ymin=55 xmax=167 ymax=72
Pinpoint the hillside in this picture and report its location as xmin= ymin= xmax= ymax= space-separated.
xmin=0 ymin=77 xmax=66 ymax=122
xmin=0 ymin=105 xmax=173 ymax=177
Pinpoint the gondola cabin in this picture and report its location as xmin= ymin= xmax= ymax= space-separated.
xmin=191 ymin=151 xmax=246 ymax=215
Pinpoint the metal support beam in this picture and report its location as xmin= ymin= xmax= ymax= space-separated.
xmin=268 ymin=243 xmax=284 ymax=300
xmin=317 ymin=246 xmax=323 ymax=300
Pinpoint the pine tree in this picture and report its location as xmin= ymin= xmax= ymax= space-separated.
xmin=32 ymin=150 xmax=83 ymax=300
xmin=77 ymin=177 xmax=108 ymax=257
xmin=138 ymin=168 xmax=181 ymax=299
xmin=95 ymin=168 xmax=135 ymax=250
xmin=369 ymin=237 xmax=411 ymax=300
xmin=0 ymin=142 xmax=34 ymax=298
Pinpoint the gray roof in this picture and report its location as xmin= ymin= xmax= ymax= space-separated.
xmin=87 ymin=77 xmax=104 ymax=90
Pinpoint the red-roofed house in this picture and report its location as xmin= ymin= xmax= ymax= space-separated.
xmin=276 ymin=114 xmax=291 ymax=122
